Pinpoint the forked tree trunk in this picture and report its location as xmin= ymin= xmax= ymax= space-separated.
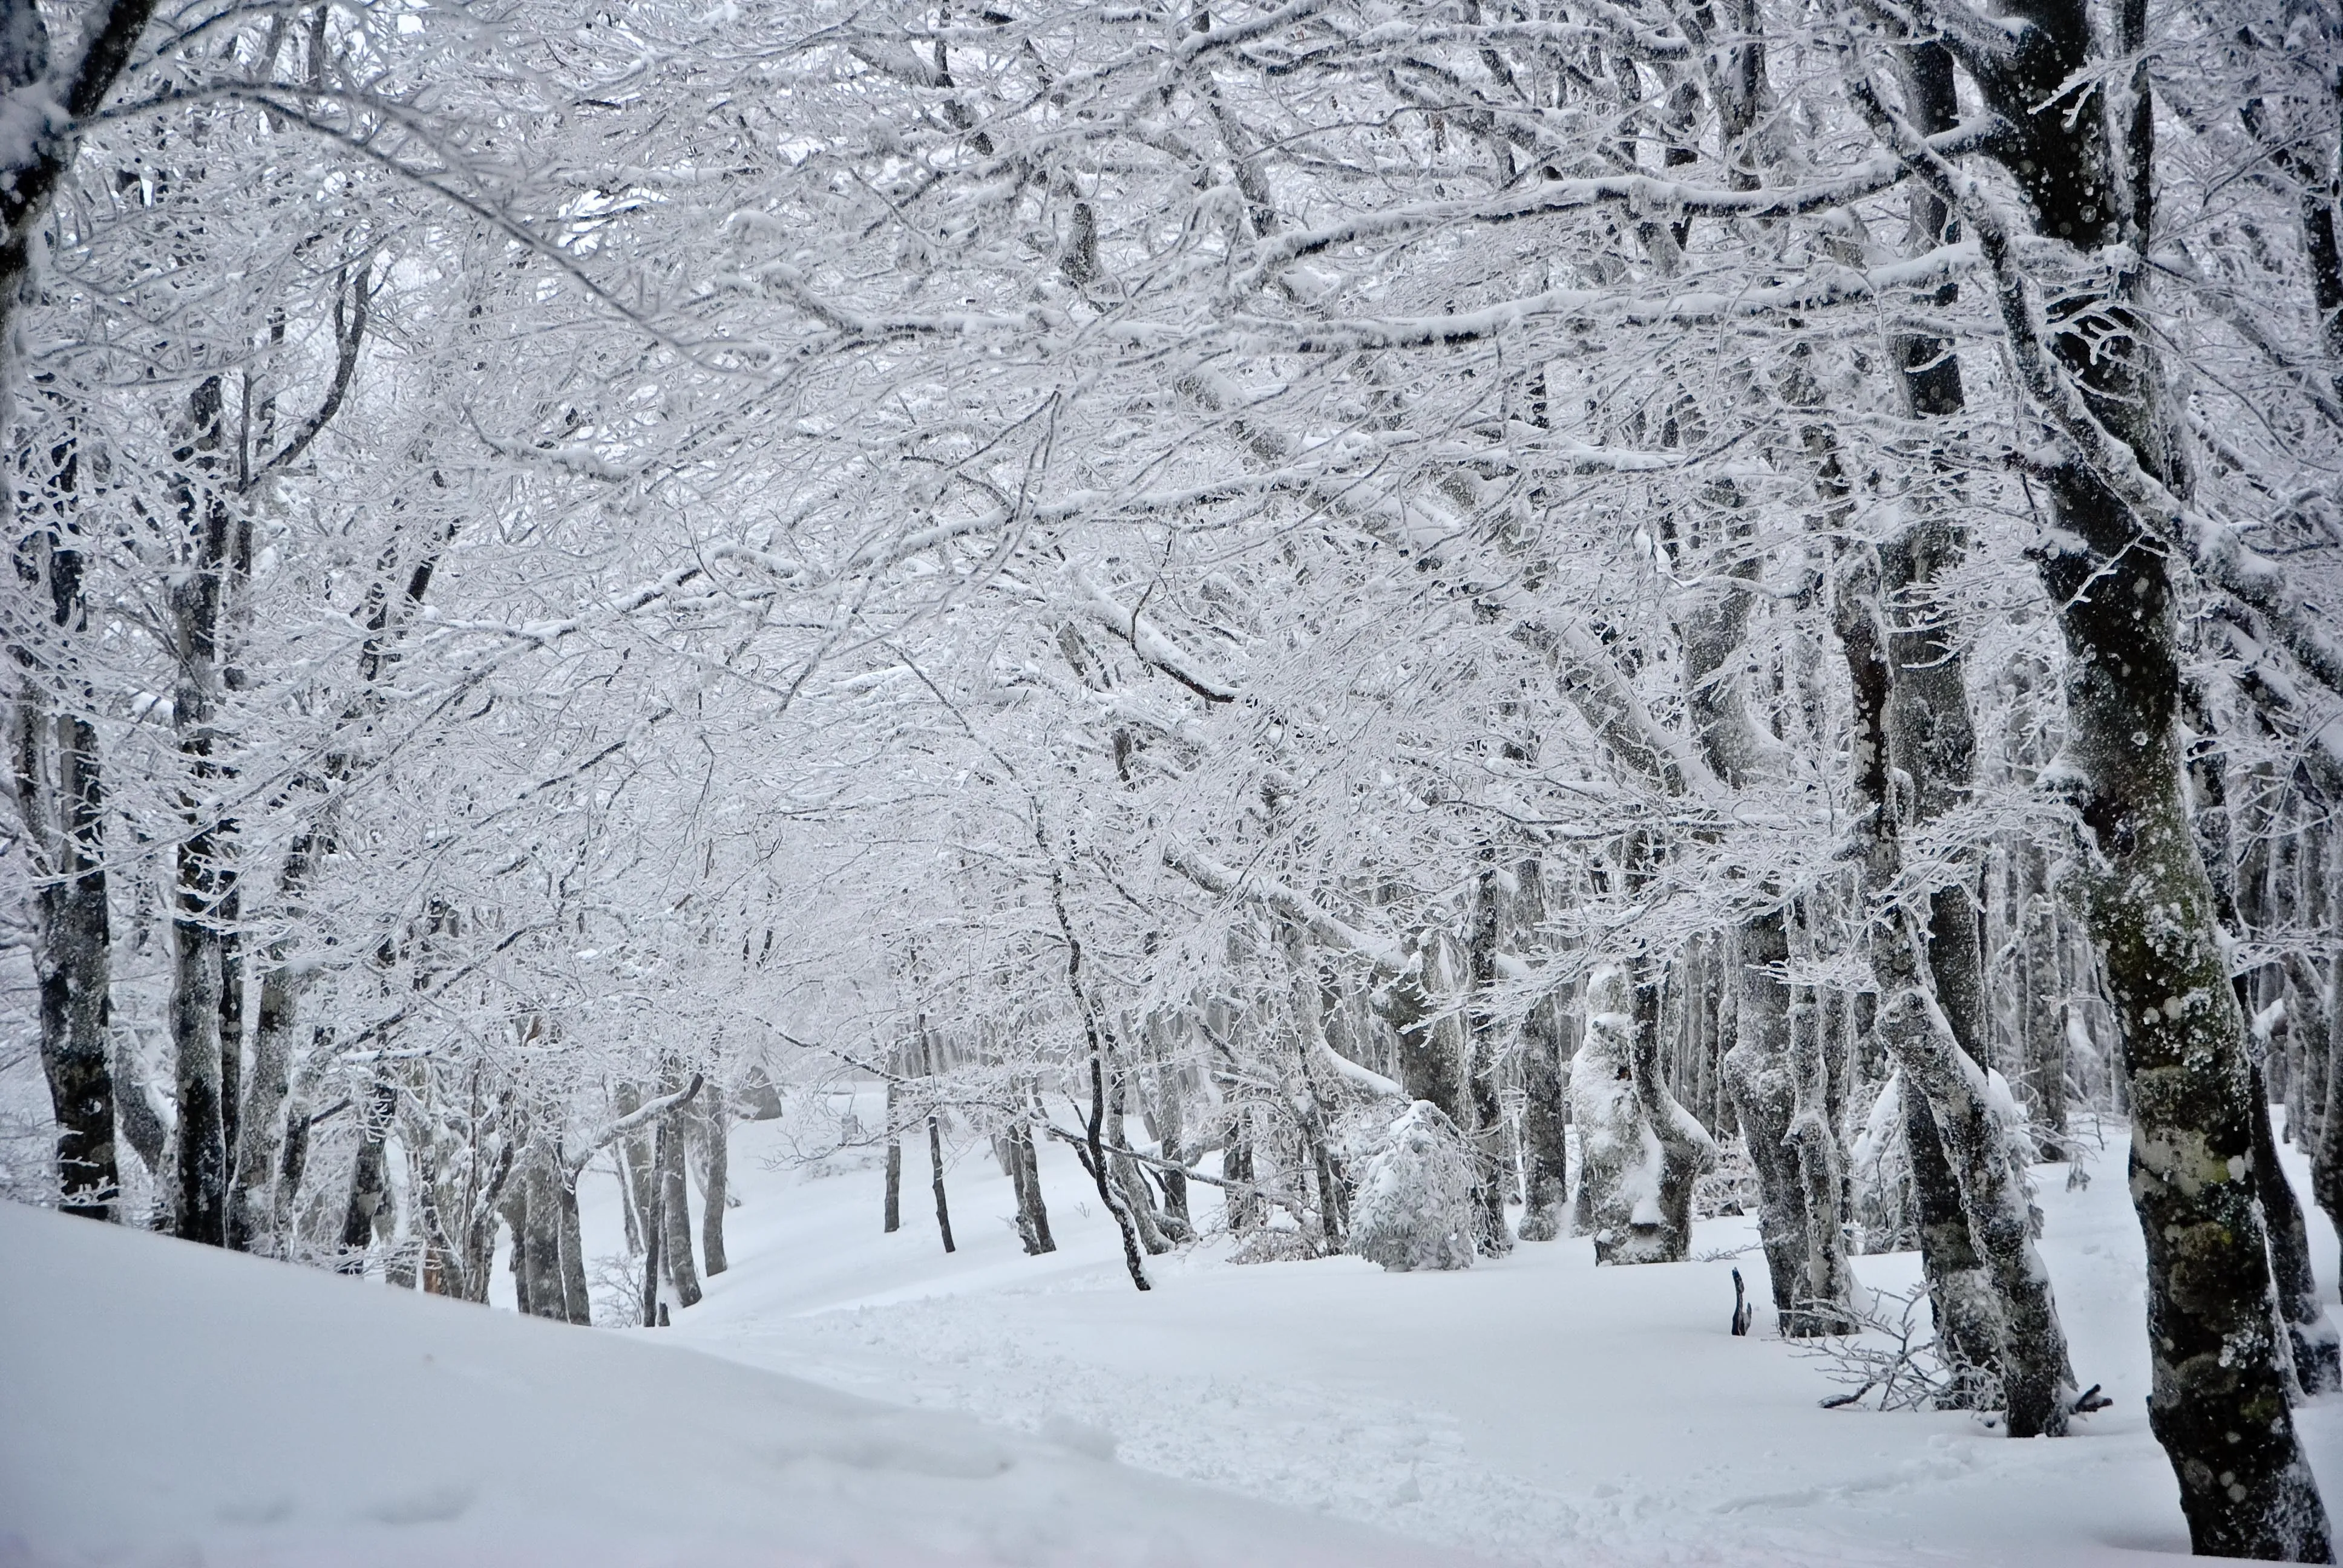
xmin=228 ymin=829 xmax=321 ymax=1252
xmin=1006 ymin=1114 xmax=1055 ymax=1255
xmin=1784 ymin=976 xmax=1856 ymax=1332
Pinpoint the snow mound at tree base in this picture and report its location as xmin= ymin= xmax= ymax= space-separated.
xmin=0 ymin=1201 xmax=1463 ymax=1567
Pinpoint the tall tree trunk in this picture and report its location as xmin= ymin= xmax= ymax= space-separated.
xmin=557 ymin=1170 xmax=592 ymax=1324
xmin=883 ymin=1068 xmax=903 ymax=1233
xmin=700 ymin=1085 xmax=729 ymax=1278
xmin=1517 ymin=979 xmax=1573 ymax=1242
xmin=9 ymin=433 xmax=118 ymax=1215
xmin=168 ymin=376 xmax=232 ymax=1247
xmin=226 ymin=828 xmax=323 ymax=1252
xmin=638 ymin=1172 xmax=664 ymax=1328
xmin=1839 ymin=545 xmax=2077 ymax=1434
xmin=10 ymin=633 xmax=117 ymax=1217
xmin=1784 ymin=967 xmax=1856 ymax=1331
xmin=338 ymin=1073 xmax=397 ymax=1273
xmin=1725 ymin=909 xmax=1815 ymax=1332
xmin=656 ymin=1111 xmax=702 ymax=1308
xmin=1464 ymin=866 xmax=1516 ymax=1258
xmin=519 ymin=1145 xmax=566 ymax=1319
xmin=927 ymin=1097 xmax=958 ymax=1255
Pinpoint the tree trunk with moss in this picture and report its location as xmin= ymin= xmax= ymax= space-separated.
xmin=1951 ymin=0 xmax=2332 ymax=1544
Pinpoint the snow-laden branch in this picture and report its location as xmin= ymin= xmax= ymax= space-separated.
xmin=1162 ymin=841 xmax=1408 ymax=975
xmin=564 ymin=1074 xmax=703 ymax=1180
xmin=1237 ymin=241 xmax=1979 ymax=352
xmin=1067 ymin=569 xmax=1239 ymax=704
xmin=1230 ymin=120 xmax=1991 ymax=295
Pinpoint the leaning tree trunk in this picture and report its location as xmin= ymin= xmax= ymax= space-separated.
xmin=1006 ymin=1111 xmax=1055 ymax=1255
xmin=1837 ymin=538 xmax=2038 ymax=1411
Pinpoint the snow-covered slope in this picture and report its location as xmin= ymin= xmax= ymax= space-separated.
xmin=650 ymin=1111 xmax=2343 ymax=1568
xmin=0 ymin=1197 xmax=1458 ymax=1567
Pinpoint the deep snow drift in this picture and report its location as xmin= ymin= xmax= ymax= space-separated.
xmin=8 ymin=1111 xmax=2343 ymax=1567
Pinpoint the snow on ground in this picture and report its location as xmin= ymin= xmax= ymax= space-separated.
xmin=10 ymin=1108 xmax=2343 ymax=1567
xmin=0 ymin=1197 xmax=1458 ymax=1567
xmin=650 ymin=1104 xmax=2343 ymax=1568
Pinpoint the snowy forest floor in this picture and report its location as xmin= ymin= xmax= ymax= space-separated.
xmin=10 ymin=1111 xmax=2343 ymax=1566
xmin=635 ymin=1106 xmax=2343 ymax=1567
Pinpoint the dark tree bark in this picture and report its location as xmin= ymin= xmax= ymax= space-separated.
xmin=926 ymin=1096 xmax=957 ymax=1255
xmin=227 ymin=828 xmax=321 ymax=1252
xmin=516 ymin=1143 xmax=573 ymax=1321
xmin=9 ymin=493 xmax=117 ymax=1217
xmin=167 ymin=376 xmax=232 ymax=1247
xmin=639 ymin=1177 xmax=664 ymax=1328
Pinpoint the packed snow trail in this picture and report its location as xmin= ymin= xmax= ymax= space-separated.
xmin=644 ymin=1108 xmax=2343 ymax=1568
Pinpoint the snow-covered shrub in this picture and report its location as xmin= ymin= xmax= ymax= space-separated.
xmin=1340 ymin=1100 xmax=1476 ymax=1272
